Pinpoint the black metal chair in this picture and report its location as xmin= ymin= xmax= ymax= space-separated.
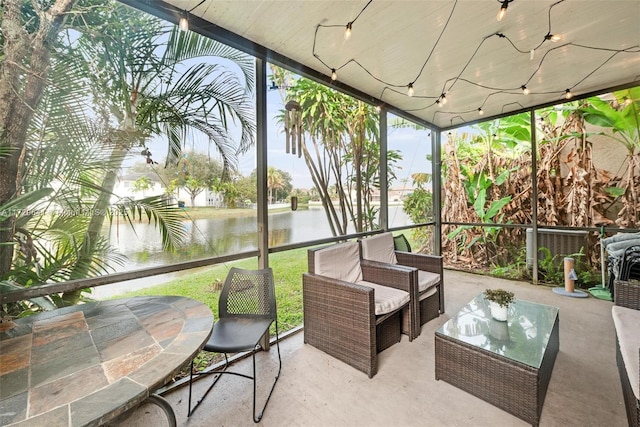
xmin=187 ymin=267 xmax=281 ymax=423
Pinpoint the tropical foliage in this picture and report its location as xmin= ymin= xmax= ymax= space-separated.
xmin=440 ymin=87 xmax=640 ymax=283
xmin=402 ymin=173 xmax=434 ymax=252
xmin=0 ymin=0 xmax=255 ymax=314
xmin=271 ymin=67 xmax=401 ymax=235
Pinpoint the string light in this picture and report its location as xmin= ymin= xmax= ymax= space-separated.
xmin=177 ymin=0 xmax=206 ymax=32
xmin=311 ymin=0 xmax=638 ymax=125
xmin=331 ymin=69 xmax=338 ymax=81
xmin=545 ymin=33 xmax=562 ymax=42
xmin=179 ymin=11 xmax=189 ymax=31
xmin=345 ymin=22 xmax=353 ymax=40
xmin=497 ymin=0 xmax=513 ymax=22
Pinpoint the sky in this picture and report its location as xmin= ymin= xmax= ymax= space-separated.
xmin=118 ymin=20 xmax=435 ymax=192
xmin=133 ymin=74 xmax=434 ymax=192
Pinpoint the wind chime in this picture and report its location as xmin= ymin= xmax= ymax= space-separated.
xmin=284 ymin=100 xmax=302 ymax=158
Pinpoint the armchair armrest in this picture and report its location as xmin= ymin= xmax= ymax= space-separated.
xmin=361 ymin=259 xmax=419 ymax=341
xmin=395 ymin=251 xmax=443 ymax=276
xmin=360 ymin=259 xmax=419 ymax=296
xmin=302 ymin=272 xmax=378 ymax=377
xmin=615 ymin=279 xmax=640 ymax=310
xmin=395 ymin=252 xmax=445 ymax=315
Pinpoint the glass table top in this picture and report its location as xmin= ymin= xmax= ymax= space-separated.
xmin=436 ymin=293 xmax=559 ymax=368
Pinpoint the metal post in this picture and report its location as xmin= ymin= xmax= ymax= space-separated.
xmin=530 ymin=109 xmax=539 ymax=284
xmin=433 ymin=130 xmax=442 ymax=255
xmin=379 ymin=108 xmax=389 ymax=231
xmin=256 ymin=58 xmax=270 ymax=350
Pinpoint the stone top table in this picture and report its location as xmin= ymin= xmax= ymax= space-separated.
xmin=0 ymin=295 xmax=213 ymax=426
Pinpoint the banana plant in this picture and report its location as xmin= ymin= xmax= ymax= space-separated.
xmin=580 ymin=87 xmax=640 ymax=227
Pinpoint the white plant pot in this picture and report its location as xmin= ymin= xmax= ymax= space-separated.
xmin=489 ymin=301 xmax=508 ymax=321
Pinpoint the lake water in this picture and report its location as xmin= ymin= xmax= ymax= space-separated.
xmin=93 ymin=205 xmax=411 ymax=298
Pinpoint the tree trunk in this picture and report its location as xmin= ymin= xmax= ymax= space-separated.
xmin=68 ymin=146 xmax=125 ymax=280
xmin=0 ymin=0 xmax=78 ymax=276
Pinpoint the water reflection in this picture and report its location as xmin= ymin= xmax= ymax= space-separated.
xmin=107 ymin=206 xmax=411 ymax=271
xmin=95 ymin=206 xmax=410 ymax=299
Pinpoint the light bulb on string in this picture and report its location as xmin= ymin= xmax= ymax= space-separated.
xmin=545 ymin=33 xmax=562 ymax=42
xmin=436 ymin=99 xmax=443 ymax=107
xmin=497 ymin=0 xmax=511 ymax=21
xmin=478 ymin=108 xmax=484 ymax=115
xmin=331 ymin=69 xmax=338 ymax=81
xmin=407 ymin=83 xmax=414 ymax=97
xmin=345 ymin=22 xmax=352 ymax=40
xmin=564 ymin=89 xmax=573 ymax=99
xmin=178 ymin=1 xmax=207 ymax=33
xmin=179 ymin=12 xmax=189 ymax=31
xmin=521 ymin=85 xmax=530 ymax=95
xmin=440 ymin=94 xmax=447 ymax=105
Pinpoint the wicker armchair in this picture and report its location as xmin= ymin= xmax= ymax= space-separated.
xmin=360 ymin=232 xmax=444 ymax=340
xmin=302 ymin=241 xmax=416 ymax=377
xmin=613 ymin=279 xmax=640 ymax=427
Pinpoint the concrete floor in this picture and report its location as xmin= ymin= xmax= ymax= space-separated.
xmin=135 ymin=269 xmax=627 ymax=427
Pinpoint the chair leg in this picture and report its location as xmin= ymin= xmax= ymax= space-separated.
xmin=188 ymin=327 xmax=282 ymax=423
xmin=252 ymin=326 xmax=282 ymax=423
xmin=187 ymin=354 xmax=229 ymax=417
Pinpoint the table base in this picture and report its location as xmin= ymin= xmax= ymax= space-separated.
xmin=435 ymin=316 xmax=559 ymax=426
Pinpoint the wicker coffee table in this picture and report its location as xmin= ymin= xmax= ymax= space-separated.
xmin=435 ymin=294 xmax=559 ymax=426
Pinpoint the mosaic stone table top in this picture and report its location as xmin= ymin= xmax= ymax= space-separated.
xmin=0 ymin=296 xmax=213 ymax=426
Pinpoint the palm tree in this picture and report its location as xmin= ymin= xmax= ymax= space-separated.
xmin=59 ymin=3 xmax=256 ymax=279
xmin=273 ymin=70 xmax=386 ymax=234
xmin=0 ymin=0 xmax=80 ymax=276
xmin=266 ymin=167 xmax=284 ymax=204
xmin=0 ymin=1 xmax=256 ymax=307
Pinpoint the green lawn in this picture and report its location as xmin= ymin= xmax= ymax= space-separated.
xmin=111 ymin=247 xmax=308 ymax=334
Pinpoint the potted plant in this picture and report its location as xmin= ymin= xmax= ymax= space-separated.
xmin=484 ymin=288 xmax=515 ymax=321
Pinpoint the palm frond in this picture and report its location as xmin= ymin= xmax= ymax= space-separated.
xmin=111 ymin=195 xmax=188 ymax=251
xmin=164 ymin=27 xmax=255 ymax=92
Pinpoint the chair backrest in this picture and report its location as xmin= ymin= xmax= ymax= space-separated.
xmin=309 ymin=241 xmax=363 ymax=283
xmin=393 ymin=234 xmax=412 ymax=252
xmin=219 ymin=267 xmax=276 ymax=321
xmin=361 ymin=233 xmax=398 ymax=264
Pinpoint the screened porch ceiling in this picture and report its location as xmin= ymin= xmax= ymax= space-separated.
xmin=144 ymin=0 xmax=639 ymax=131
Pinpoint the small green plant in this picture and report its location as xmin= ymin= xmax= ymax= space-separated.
xmin=537 ymin=247 xmax=565 ymax=284
xmin=491 ymin=247 xmax=529 ymax=280
xmin=484 ymin=288 xmax=515 ymax=307
xmin=536 ymin=247 xmax=599 ymax=288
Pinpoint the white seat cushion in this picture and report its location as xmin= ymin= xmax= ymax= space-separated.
xmin=357 ymin=280 xmax=409 ymax=315
xmin=313 ymin=241 xmax=363 ymax=283
xmin=612 ymin=305 xmax=640 ymax=399
xmin=419 ymin=284 xmax=438 ymax=301
xmin=418 ymin=270 xmax=440 ymax=293
xmin=360 ymin=233 xmax=398 ymax=265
